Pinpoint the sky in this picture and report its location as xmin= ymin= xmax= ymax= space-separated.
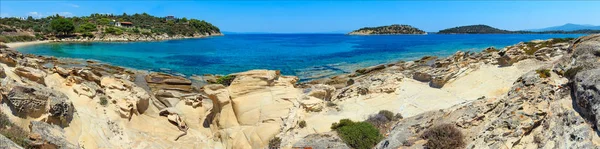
xmin=1 ymin=1 xmax=599 ymax=33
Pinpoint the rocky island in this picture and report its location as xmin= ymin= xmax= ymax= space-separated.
xmin=2 ymin=32 xmax=600 ymax=149
xmin=348 ymin=24 xmax=426 ymax=35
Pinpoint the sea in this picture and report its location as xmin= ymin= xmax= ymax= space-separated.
xmin=17 ymin=34 xmax=586 ymax=81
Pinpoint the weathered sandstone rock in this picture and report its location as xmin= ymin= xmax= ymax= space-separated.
xmin=0 ymin=134 xmax=24 ymax=149
xmin=29 ymin=121 xmax=77 ymax=149
xmin=7 ymin=86 xmax=74 ymax=121
xmin=101 ymin=77 xmax=150 ymax=118
xmin=13 ymin=66 xmax=46 ymax=84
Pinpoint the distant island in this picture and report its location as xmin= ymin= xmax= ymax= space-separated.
xmin=528 ymin=23 xmax=600 ymax=32
xmin=348 ymin=24 xmax=426 ymax=35
xmin=438 ymin=24 xmax=600 ymax=34
xmin=0 ymin=13 xmax=221 ymax=43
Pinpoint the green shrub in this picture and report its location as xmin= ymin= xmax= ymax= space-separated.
xmin=331 ymin=119 xmax=355 ymax=130
xmin=99 ymin=96 xmax=108 ymax=106
xmin=269 ymin=137 xmax=281 ymax=149
xmin=326 ymin=102 xmax=337 ymax=107
xmin=394 ymin=113 xmax=403 ymax=120
xmin=564 ymin=66 xmax=583 ymax=79
xmin=105 ymin=27 xmax=123 ymax=35
xmin=0 ymin=111 xmax=31 ymax=148
xmin=82 ymin=32 xmax=94 ymax=38
xmin=216 ymin=75 xmax=236 ymax=86
xmin=536 ymin=69 xmax=551 ymax=78
xmin=76 ymin=22 xmax=97 ymax=33
xmin=421 ymin=124 xmax=465 ymax=149
xmin=332 ymin=119 xmax=383 ymax=149
xmin=299 ymin=120 xmax=306 ymax=128
xmin=378 ymin=110 xmax=394 ymax=121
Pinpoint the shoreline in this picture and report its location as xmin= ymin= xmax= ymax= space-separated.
xmin=5 ymin=40 xmax=51 ymax=48
xmin=4 ymin=33 xmax=224 ymax=49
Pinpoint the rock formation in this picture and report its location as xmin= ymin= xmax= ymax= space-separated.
xmin=1 ymin=34 xmax=599 ymax=149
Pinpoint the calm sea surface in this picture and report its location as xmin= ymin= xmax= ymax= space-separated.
xmin=17 ymin=34 xmax=586 ymax=81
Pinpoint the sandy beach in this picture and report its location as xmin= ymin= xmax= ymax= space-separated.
xmin=4 ymin=40 xmax=51 ymax=48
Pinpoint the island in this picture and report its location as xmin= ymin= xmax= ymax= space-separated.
xmin=348 ymin=24 xmax=426 ymax=35
xmin=438 ymin=24 xmax=600 ymax=34
xmin=0 ymin=13 xmax=221 ymax=43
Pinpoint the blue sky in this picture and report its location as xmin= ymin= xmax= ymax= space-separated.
xmin=1 ymin=1 xmax=599 ymax=33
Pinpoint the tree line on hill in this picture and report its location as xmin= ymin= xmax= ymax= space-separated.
xmin=0 ymin=13 xmax=220 ymax=42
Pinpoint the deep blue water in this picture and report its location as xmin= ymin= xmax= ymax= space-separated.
xmin=17 ymin=34 xmax=586 ymax=81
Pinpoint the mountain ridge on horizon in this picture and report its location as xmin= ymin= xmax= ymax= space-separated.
xmin=527 ymin=23 xmax=600 ymax=32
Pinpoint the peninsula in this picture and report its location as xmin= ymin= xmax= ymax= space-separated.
xmin=348 ymin=24 xmax=426 ymax=35
xmin=0 ymin=13 xmax=221 ymax=43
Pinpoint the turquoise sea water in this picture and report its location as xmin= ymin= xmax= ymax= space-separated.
xmin=17 ymin=34 xmax=586 ymax=81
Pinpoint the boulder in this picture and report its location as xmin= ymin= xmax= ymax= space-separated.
xmin=0 ymin=66 xmax=5 ymax=78
xmin=73 ymin=81 xmax=101 ymax=98
xmin=0 ymin=134 xmax=24 ymax=149
xmin=429 ymin=74 xmax=453 ymax=88
xmin=53 ymin=66 xmax=71 ymax=77
xmin=145 ymin=73 xmax=192 ymax=92
xmin=572 ymin=68 xmax=600 ymax=131
xmin=356 ymin=64 xmax=385 ymax=74
xmin=7 ymin=86 xmax=74 ymax=121
xmin=0 ymin=53 xmax=17 ymax=67
xmin=306 ymin=84 xmax=336 ymax=101
xmin=101 ymin=77 xmax=150 ymax=118
xmin=293 ymin=132 xmax=351 ymax=149
xmin=77 ymin=69 xmax=101 ymax=84
xmin=413 ymin=72 xmax=432 ymax=82
xmin=13 ymin=66 xmax=46 ymax=84
xmin=228 ymin=70 xmax=279 ymax=99
xmin=29 ymin=121 xmax=77 ymax=149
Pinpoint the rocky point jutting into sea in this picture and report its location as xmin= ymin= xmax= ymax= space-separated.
xmin=1 ymin=34 xmax=600 ymax=149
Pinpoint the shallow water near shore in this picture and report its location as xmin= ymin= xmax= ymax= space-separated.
xmin=17 ymin=34 xmax=585 ymax=81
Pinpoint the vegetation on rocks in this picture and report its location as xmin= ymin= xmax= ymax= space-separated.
xmin=216 ymin=75 xmax=236 ymax=86
xmin=268 ymin=137 xmax=282 ymax=149
xmin=299 ymin=120 xmax=307 ymax=128
xmin=99 ymin=96 xmax=108 ymax=106
xmin=522 ymin=38 xmax=574 ymax=55
xmin=0 ymin=111 xmax=31 ymax=148
xmin=536 ymin=69 xmax=551 ymax=78
xmin=421 ymin=124 xmax=465 ymax=149
xmin=331 ymin=119 xmax=383 ymax=149
xmin=348 ymin=24 xmax=426 ymax=35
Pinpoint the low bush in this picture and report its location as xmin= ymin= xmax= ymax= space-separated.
xmin=216 ymin=75 xmax=236 ymax=86
xmin=378 ymin=110 xmax=394 ymax=121
xmin=105 ymin=27 xmax=124 ymax=35
xmin=331 ymin=119 xmax=382 ymax=149
xmin=536 ymin=69 xmax=551 ymax=78
xmin=99 ymin=96 xmax=108 ymax=106
xmin=268 ymin=137 xmax=281 ymax=149
xmin=366 ymin=114 xmax=390 ymax=131
xmin=564 ymin=66 xmax=583 ymax=79
xmin=0 ymin=111 xmax=31 ymax=148
xmin=421 ymin=124 xmax=465 ymax=149
xmin=299 ymin=120 xmax=306 ymax=128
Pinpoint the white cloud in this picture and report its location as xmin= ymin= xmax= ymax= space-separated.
xmin=28 ymin=12 xmax=43 ymax=18
xmin=66 ymin=3 xmax=79 ymax=8
xmin=58 ymin=12 xmax=73 ymax=17
xmin=0 ymin=13 xmax=9 ymax=18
